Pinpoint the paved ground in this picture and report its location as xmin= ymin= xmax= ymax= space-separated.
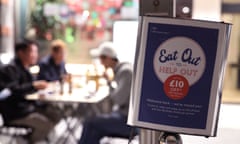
xmin=181 ymin=104 xmax=240 ymax=144
xmin=1 ymin=104 xmax=240 ymax=144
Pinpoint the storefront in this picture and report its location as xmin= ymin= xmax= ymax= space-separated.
xmin=16 ymin=0 xmax=139 ymax=64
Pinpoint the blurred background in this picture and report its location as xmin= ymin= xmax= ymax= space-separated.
xmin=2 ymin=0 xmax=240 ymax=144
xmin=1 ymin=0 xmax=240 ymax=105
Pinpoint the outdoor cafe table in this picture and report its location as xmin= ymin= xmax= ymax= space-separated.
xmin=26 ymin=85 xmax=109 ymax=144
xmin=26 ymin=85 xmax=109 ymax=103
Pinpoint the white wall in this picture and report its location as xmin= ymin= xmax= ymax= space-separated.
xmin=113 ymin=21 xmax=138 ymax=65
xmin=192 ymin=0 xmax=222 ymax=21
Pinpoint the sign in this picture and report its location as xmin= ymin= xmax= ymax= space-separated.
xmin=128 ymin=16 xmax=232 ymax=137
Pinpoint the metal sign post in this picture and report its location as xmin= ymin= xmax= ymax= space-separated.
xmin=133 ymin=1 xmax=227 ymax=143
xmin=137 ymin=0 xmax=184 ymax=144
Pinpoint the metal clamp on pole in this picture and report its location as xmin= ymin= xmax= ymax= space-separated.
xmin=158 ymin=132 xmax=183 ymax=144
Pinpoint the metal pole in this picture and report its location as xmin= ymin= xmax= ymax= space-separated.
xmin=139 ymin=129 xmax=152 ymax=144
xmin=138 ymin=1 xmax=182 ymax=144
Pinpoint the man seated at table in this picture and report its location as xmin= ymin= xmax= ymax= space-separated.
xmin=78 ymin=41 xmax=138 ymax=144
xmin=0 ymin=40 xmax=55 ymax=143
xmin=37 ymin=39 xmax=67 ymax=82
xmin=36 ymin=39 xmax=68 ymax=124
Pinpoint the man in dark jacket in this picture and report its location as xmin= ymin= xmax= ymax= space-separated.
xmin=0 ymin=40 xmax=54 ymax=143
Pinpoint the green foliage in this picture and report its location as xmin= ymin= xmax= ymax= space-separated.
xmin=30 ymin=0 xmax=62 ymax=40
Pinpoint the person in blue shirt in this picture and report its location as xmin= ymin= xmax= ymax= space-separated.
xmin=37 ymin=39 xmax=67 ymax=82
xmin=36 ymin=39 xmax=67 ymax=136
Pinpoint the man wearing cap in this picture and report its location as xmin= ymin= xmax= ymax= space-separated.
xmin=79 ymin=41 xmax=137 ymax=144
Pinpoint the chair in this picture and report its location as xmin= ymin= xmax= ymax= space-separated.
xmin=0 ymin=114 xmax=33 ymax=144
xmin=0 ymin=89 xmax=33 ymax=143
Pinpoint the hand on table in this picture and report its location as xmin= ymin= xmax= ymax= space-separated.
xmin=33 ymin=80 xmax=48 ymax=90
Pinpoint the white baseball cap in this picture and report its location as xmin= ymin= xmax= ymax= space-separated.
xmin=90 ymin=41 xmax=117 ymax=59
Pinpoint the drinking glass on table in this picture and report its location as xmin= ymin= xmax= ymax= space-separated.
xmin=59 ymin=73 xmax=73 ymax=95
